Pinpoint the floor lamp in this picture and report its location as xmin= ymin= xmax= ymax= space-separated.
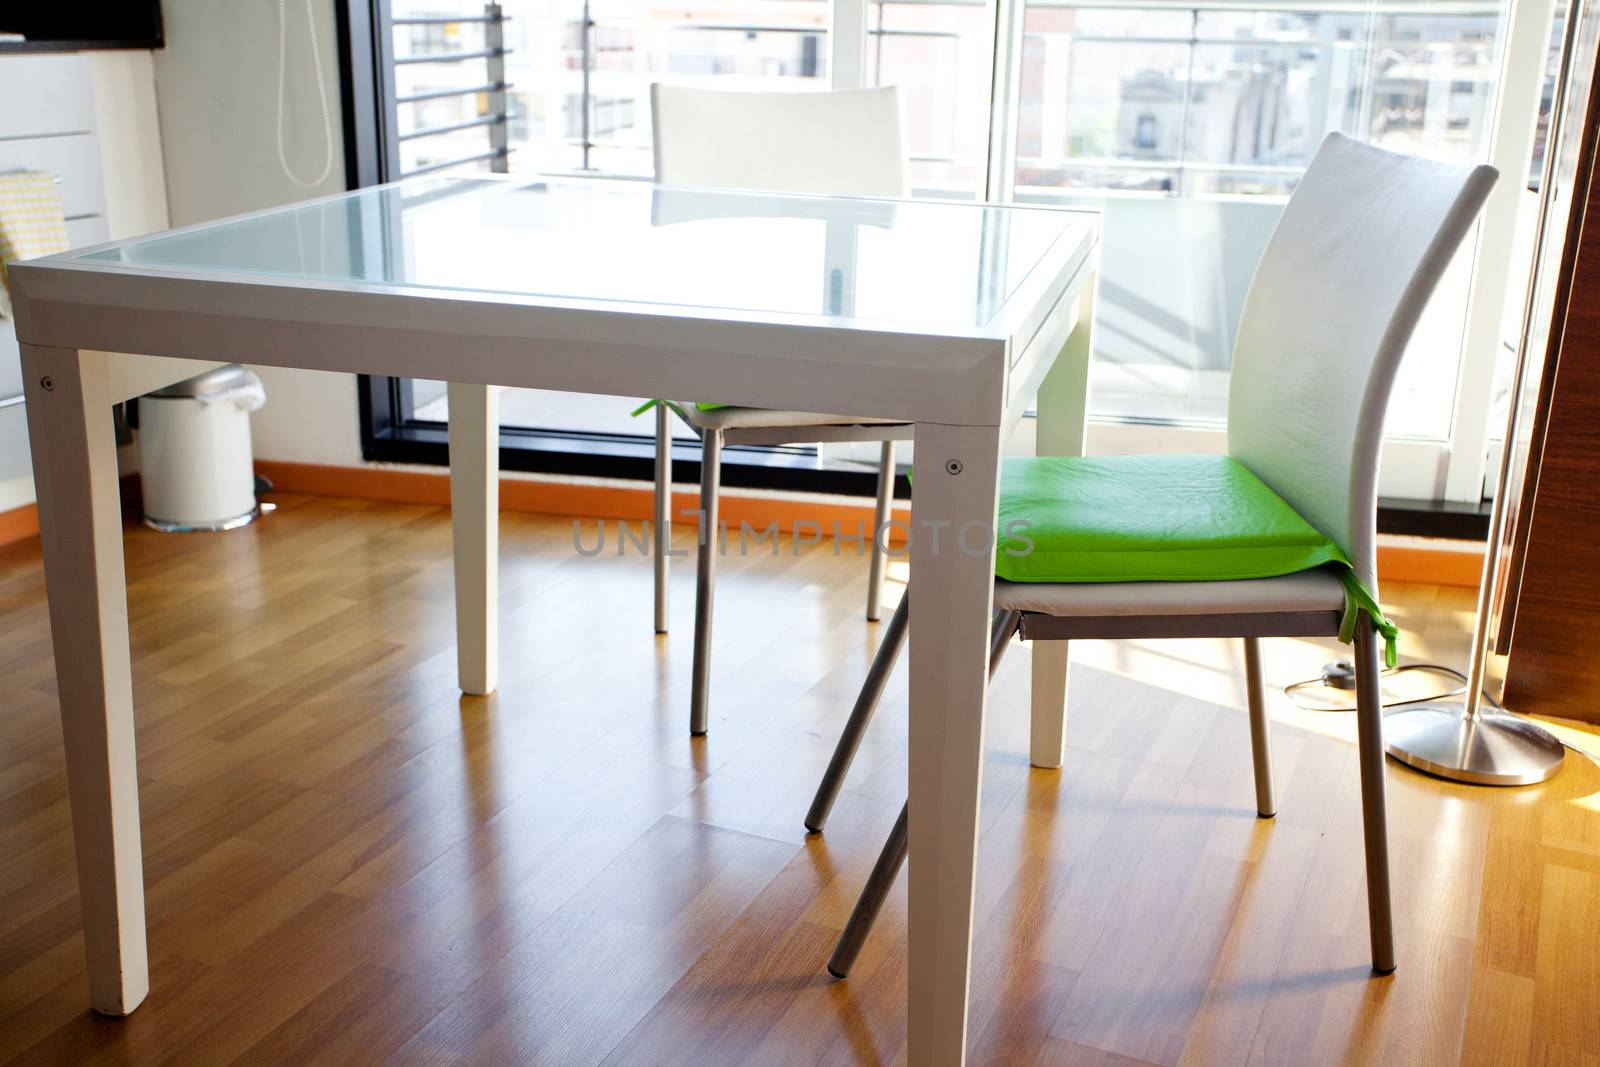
xmin=1383 ymin=3 xmax=1581 ymax=787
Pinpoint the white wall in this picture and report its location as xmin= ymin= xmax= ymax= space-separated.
xmin=89 ymin=52 xmax=170 ymax=240
xmin=155 ymin=0 xmax=343 ymax=225
xmin=152 ymin=0 xmax=363 ymax=468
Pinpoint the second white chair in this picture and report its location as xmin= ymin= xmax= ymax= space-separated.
xmin=649 ymin=83 xmax=914 ymax=735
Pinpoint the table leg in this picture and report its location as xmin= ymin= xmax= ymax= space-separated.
xmin=907 ymin=421 xmax=1002 ymax=1066
xmin=1028 ymin=269 xmax=1096 ymax=770
xmin=21 ymin=344 xmax=149 ymax=1015
xmin=448 ymin=382 xmax=499 ymax=696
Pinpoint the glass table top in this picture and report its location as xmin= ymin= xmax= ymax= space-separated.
xmin=76 ymin=176 xmax=1094 ymax=330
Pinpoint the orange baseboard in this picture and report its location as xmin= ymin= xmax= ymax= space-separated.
xmin=254 ymin=460 xmax=911 ymax=544
xmin=1377 ymin=538 xmax=1483 ymax=588
xmin=0 ymin=474 xmax=143 ymax=548
xmin=0 ymin=503 xmax=39 ymax=548
xmin=257 ymin=460 xmax=1488 ymax=585
xmin=3 ymin=461 xmax=1489 ymax=589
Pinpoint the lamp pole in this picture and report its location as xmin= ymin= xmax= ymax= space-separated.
xmin=1381 ymin=0 xmax=1583 ymax=786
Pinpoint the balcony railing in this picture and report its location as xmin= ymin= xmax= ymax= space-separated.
xmin=390 ymin=3 xmax=512 ymax=178
xmin=388 ymin=0 xmax=1507 ymax=196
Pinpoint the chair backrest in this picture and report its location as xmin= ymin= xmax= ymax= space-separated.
xmin=650 ymin=84 xmax=907 ymax=198
xmin=1227 ymin=133 xmax=1496 ymax=589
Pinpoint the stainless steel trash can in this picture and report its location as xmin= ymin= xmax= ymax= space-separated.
xmin=137 ymin=364 xmax=265 ymax=532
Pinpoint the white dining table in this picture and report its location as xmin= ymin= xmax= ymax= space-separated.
xmin=11 ymin=174 xmax=1098 ymax=1065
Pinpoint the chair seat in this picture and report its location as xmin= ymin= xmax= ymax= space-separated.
xmin=993 ymin=568 xmax=1346 ymax=617
xmin=675 ymin=403 xmax=906 ymax=432
xmin=994 ymin=454 xmax=1348 ymax=584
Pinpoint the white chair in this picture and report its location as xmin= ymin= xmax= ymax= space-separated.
xmin=808 ymin=133 xmax=1498 ymax=980
xmin=649 ymin=83 xmax=915 ymax=736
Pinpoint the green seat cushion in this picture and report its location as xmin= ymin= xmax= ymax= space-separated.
xmin=994 ymin=453 xmax=1396 ymax=664
xmin=995 ymin=454 xmax=1344 ymax=583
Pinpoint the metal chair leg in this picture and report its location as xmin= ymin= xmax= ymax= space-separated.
xmin=1242 ymin=637 xmax=1276 ymax=818
xmin=824 ymin=609 xmax=1022 ymax=978
xmin=689 ymin=428 xmax=722 ymax=736
xmin=1354 ymin=623 xmax=1397 ymax=975
xmin=828 ymin=801 xmax=907 ymax=979
xmin=653 ymin=403 xmax=671 ymax=634
xmin=989 ymin=608 xmax=1022 ymax=674
xmin=866 ymin=441 xmax=896 ymax=622
xmin=807 ymin=594 xmax=909 ymax=833
xmin=810 ymin=602 xmax=1017 ymax=835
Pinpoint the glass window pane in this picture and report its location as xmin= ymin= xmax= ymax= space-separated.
xmin=390 ymin=3 xmax=503 ymax=177
xmin=869 ymin=0 xmax=992 ymax=197
xmin=1016 ymin=0 xmax=1507 ymax=438
xmin=395 ymin=1 xmax=831 ymax=436
xmin=505 ymin=0 xmax=830 ymax=178
xmin=517 ymin=1 xmax=829 ymax=427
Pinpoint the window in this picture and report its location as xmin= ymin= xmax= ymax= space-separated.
xmin=1013 ymin=1 xmax=1503 ymax=446
xmin=355 ymin=0 xmax=1559 ymax=518
xmin=508 ymin=1 xmax=830 ymax=176
xmin=373 ymin=0 xmax=875 ymax=492
xmin=866 ymin=0 xmax=994 ymax=197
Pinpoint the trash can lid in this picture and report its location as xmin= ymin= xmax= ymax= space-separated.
xmin=146 ymin=364 xmax=251 ymax=398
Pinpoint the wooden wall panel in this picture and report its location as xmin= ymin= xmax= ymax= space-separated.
xmin=1505 ymin=40 xmax=1600 ymax=722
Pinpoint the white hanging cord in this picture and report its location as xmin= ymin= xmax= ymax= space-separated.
xmin=276 ymin=0 xmax=335 ymax=189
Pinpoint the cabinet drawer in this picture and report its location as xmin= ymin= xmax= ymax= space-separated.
xmin=0 ymin=55 xmax=95 ymax=140
xmin=0 ymin=133 xmax=107 ymax=220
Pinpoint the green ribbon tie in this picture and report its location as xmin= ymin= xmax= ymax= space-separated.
xmin=1337 ymin=569 xmax=1399 ymax=668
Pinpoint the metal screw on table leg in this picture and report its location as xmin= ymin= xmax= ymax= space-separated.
xmin=40 ymin=376 xmax=54 ymax=391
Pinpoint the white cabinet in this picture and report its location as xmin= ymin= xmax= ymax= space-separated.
xmin=0 ymin=54 xmax=110 ymax=485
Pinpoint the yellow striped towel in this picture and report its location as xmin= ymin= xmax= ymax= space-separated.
xmin=0 ymin=170 xmax=70 ymax=320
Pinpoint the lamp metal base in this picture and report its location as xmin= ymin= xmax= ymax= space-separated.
xmin=1384 ymin=702 xmax=1565 ymax=786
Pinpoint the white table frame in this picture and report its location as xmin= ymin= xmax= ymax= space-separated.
xmin=12 ymin=182 xmax=1097 ymax=1065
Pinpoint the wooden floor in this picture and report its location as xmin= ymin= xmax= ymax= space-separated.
xmin=3 ymin=493 xmax=1599 ymax=1066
